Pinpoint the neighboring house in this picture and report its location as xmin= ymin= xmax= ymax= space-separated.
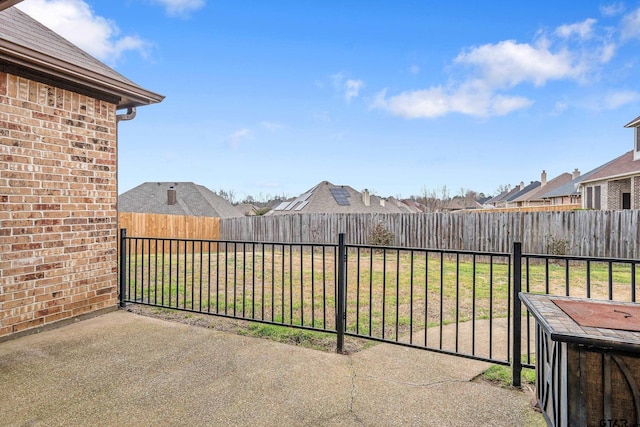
xmin=401 ymin=199 xmax=426 ymax=213
xmin=119 ymin=182 xmax=244 ymax=218
xmin=540 ymin=167 xmax=617 ymax=206
xmin=235 ymin=203 xmax=259 ymax=216
xmin=444 ymin=197 xmax=483 ymax=211
xmin=483 ymin=188 xmax=513 ymax=208
xmin=0 ymin=3 xmax=163 ymax=338
xmin=503 ymin=181 xmax=541 ymax=208
xmin=579 ymin=116 xmax=640 ymax=210
xmin=387 ymin=197 xmax=422 ymax=213
xmin=509 ymin=170 xmax=573 ymax=207
xmin=268 ymin=181 xmax=405 ymax=215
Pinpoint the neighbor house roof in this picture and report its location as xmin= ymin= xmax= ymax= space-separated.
xmin=444 ymin=197 xmax=483 ymax=211
xmin=0 ymin=6 xmax=164 ymax=109
xmin=511 ymin=173 xmax=572 ymax=203
xmin=580 ymin=151 xmax=640 ymax=184
xmin=268 ymin=181 xmax=405 ymax=215
xmin=484 ymin=189 xmax=512 ymax=205
xmin=505 ymin=181 xmax=541 ymax=202
xmin=119 ymin=182 xmax=244 ymax=219
xmin=541 ymin=163 xmax=614 ymax=199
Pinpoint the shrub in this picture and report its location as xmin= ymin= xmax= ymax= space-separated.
xmin=368 ymin=222 xmax=394 ymax=246
xmin=547 ymin=235 xmax=571 ymax=256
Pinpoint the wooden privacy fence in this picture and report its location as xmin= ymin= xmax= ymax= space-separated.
xmin=219 ymin=210 xmax=640 ymax=259
xmin=118 ymin=212 xmax=220 ymax=253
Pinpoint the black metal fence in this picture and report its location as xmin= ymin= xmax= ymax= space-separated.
xmin=118 ymin=229 xmax=640 ymax=387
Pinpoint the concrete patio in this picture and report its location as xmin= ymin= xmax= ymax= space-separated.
xmin=0 ymin=310 xmax=544 ymax=426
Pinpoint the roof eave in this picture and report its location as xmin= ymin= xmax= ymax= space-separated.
xmin=581 ymin=170 xmax=640 ymax=184
xmin=0 ymin=0 xmax=23 ymax=11
xmin=624 ymin=115 xmax=640 ymax=128
xmin=0 ymin=40 xmax=164 ymax=109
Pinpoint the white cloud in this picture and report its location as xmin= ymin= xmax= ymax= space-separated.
xmin=555 ymin=18 xmax=597 ymax=39
xmin=600 ymin=3 xmax=625 ymax=17
xmin=17 ymin=0 xmax=149 ymax=64
xmin=229 ymin=129 xmax=253 ymax=147
xmin=261 ymin=121 xmax=284 ymax=131
xmin=603 ymin=90 xmax=640 ymax=109
xmin=344 ymin=79 xmax=365 ymax=103
xmin=551 ymin=100 xmax=569 ymax=115
xmin=372 ymin=23 xmax=622 ymax=120
xmin=621 ymin=8 xmax=640 ymax=40
xmin=372 ymin=84 xmax=533 ymax=119
xmin=330 ymin=73 xmax=365 ymax=103
xmin=454 ymin=40 xmax=584 ymax=88
xmin=151 ymin=0 xmax=205 ymax=17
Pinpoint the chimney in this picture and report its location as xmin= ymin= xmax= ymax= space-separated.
xmin=379 ymin=199 xmax=385 ymax=207
xmin=572 ymin=168 xmax=580 ymax=180
xmin=167 ymin=186 xmax=177 ymax=205
xmin=519 ymin=181 xmax=524 ymax=190
xmin=362 ymin=189 xmax=370 ymax=206
xmin=541 ymin=170 xmax=547 ymax=187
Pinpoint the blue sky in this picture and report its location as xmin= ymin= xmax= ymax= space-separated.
xmin=16 ymin=0 xmax=640 ymax=201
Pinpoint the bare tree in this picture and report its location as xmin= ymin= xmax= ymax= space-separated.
xmin=495 ymin=183 xmax=512 ymax=195
xmin=418 ymin=185 xmax=450 ymax=213
xmin=217 ymin=188 xmax=237 ymax=204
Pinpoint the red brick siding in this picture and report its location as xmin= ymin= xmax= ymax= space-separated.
xmin=0 ymin=71 xmax=118 ymax=337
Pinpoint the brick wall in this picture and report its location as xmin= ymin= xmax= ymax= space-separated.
xmin=0 ymin=71 xmax=118 ymax=337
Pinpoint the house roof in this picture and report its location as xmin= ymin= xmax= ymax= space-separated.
xmin=235 ymin=203 xmax=259 ymax=216
xmin=511 ymin=173 xmax=572 ymax=203
xmin=444 ymin=197 xmax=483 ymax=211
xmin=0 ymin=0 xmax=22 ymax=11
xmin=540 ymin=163 xmax=615 ymax=199
xmin=505 ymin=181 xmax=540 ymax=202
xmin=0 ymin=6 xmax=164 ymax=109
xmin=580 ymin=151 xmax=640 ymax=184
xmin=624 ymin=115 xmax=640 ymax=128
xmin=118 ymin=182 xmax=244 ymax=218
xmin=484 ymin=189 xmax=511 ymax=205
xmin=268 ymin=181 xmax=406 ymax=215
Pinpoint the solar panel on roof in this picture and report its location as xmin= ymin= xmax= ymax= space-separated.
xmin=329 ymin=187 xmax=351 ymax=206
xmin=274 ymin=202 xmax=291 ymax=211
xmin=294 ymin=201 xmax=309 ymax=211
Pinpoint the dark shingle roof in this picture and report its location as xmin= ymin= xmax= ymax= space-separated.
xmin=119 ymin=182 xmax=244 ymax=219
xmin=505 ymin=181 xmax=540 ymax=202
xmin=0 ymin=6 xmax=163 ymax=108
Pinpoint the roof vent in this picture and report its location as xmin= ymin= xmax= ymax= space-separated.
xmin=167 ymin=187 xmax=177 ymax=205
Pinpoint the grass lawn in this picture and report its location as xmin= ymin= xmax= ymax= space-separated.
xmin=123 ymin=244 xmax=639 ymax=352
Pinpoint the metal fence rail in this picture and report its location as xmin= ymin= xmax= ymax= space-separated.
xmin=519 ymin=252 xmax=640 ymax=370
xmin=343 ymin=243 xmax=513 ymax=366
xmin=119 ymin=229 xmax=339 ymax=334
xmin=118 ymin=229 xmax=640 ymax=387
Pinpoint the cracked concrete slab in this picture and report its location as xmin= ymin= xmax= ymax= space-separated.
xmin=0 ymin=310 xmax=545 ymax=426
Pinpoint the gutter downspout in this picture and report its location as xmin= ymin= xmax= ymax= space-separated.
xmin=115 ymin=106 xmax=136 ymax=307
xmin=116 ymin=107 xmax=136 ymax=122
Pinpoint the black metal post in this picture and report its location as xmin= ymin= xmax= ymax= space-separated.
xmin=512 ymin=241 xmax=522 ymax=387
xmin=336 ymin=233 xmax=346 ymax=354
xmin=119 ymin=228 xmax=127 ymax=308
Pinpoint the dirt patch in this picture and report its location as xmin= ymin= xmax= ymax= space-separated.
xmin=124 ymin=304 xmax=372 ymax=354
